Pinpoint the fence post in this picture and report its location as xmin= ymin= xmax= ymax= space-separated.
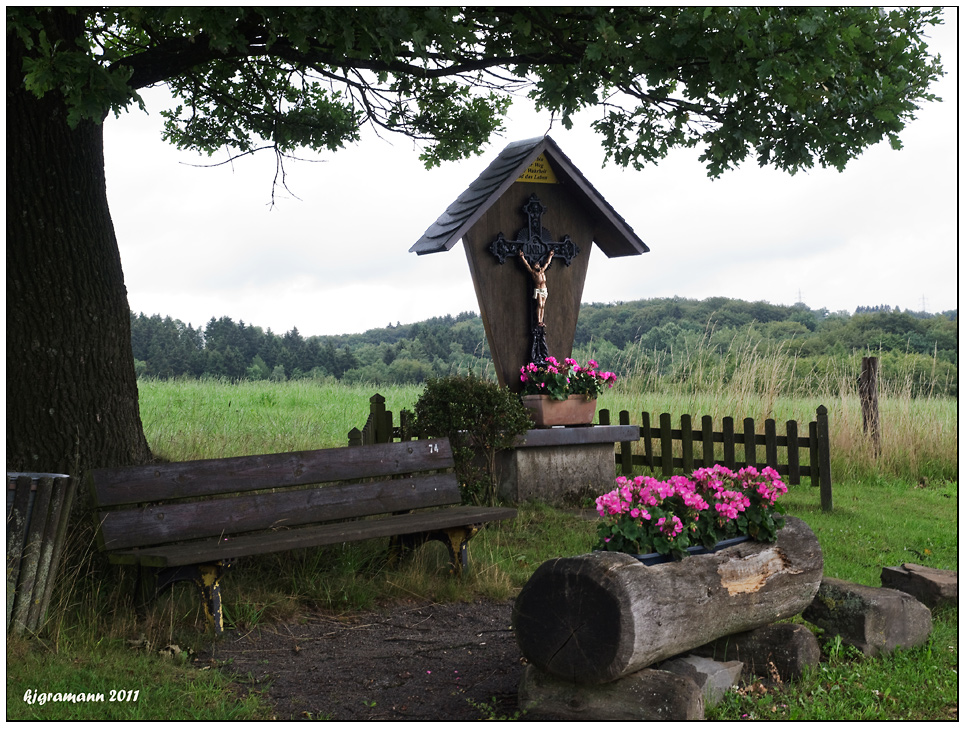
xmin=348 ymin=427 xmax=363 ymax=447
xmin=399 ymin=409 xmax=414 ymax=441
xmin=808 ymin=421 xmax=819 ymax=488
xmin=764 ymin=419 xmax=778 ymax=469
xmin=701 ymin=415 xmax=714 ymax=468
xmin=641 ymin=411 xmax=654 ymax=471
xmin=860 ymin=356 xmax=881 ymax=458
xmin=816 ymin=405 xmax=833 ymax=512
xmin=369 ymin=393 xmax=388 ymax=444
xmin=785 ymin=420 xmax=800 ymax=485
xmin=659 ymin=412 xmax=673 ymax=477
xmin=680 ymin=414 xmax=694 ymax=473
xmin=618 ymin=410 xmax=634 ymax=476
xmin=598 ymin=408 xmax=610 ymax=425
xmin=743 ymin=417 xmax=757 ymax=468
xmin=722 ymin=417 xmax=736 ymax=469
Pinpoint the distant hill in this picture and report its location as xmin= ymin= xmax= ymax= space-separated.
xmin=130 ymin=297 xmax=957 ymax=396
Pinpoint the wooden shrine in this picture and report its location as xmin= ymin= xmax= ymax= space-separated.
xmin=410 ymin=136 xmax=648 ymax=392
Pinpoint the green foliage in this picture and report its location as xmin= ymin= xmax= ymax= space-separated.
xmin=10 ymin=7 xmax=944 ymax=173
xmin=594 ymin=466 xmax=787 ymax=558
xmin=413 ymin=375 xmax=533 ymax=506
xmin=520 ymin=356 xmax=617 ymax=400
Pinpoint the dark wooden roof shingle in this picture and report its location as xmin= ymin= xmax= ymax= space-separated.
xmin=410 ymin=136 xmax=648 ymax=258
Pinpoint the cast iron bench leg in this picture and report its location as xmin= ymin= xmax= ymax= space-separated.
xmin=150 ymin=561 xmax=232 ymax=635
xmin=387 ymin=525 xmax=480 ymax=575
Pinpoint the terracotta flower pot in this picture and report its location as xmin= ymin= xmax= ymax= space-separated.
xmin=522 ymin=394 xmax=597 ymax=428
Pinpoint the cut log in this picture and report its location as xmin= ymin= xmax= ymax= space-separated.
xmin=512 ymin=516 xmax=823 ymax=685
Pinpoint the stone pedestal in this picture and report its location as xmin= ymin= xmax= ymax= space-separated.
xmin=497 ymin=425 xmax=639 ymax=506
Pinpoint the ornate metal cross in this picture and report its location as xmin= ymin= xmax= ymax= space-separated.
xmin=489 ymin=194 xmax=579 ymax=267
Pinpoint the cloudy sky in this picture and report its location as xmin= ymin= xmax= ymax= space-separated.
xmin=104 ymin=12 xmax=957 ymax=338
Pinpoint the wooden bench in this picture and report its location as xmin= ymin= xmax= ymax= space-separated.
xmin=87 ymin=438 xmax=516 ymax=634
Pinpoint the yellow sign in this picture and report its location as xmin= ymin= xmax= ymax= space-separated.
xmin=516 ymin=154 xmax=558 ymax=184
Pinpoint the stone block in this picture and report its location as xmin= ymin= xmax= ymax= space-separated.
xmin=656 ymin=655 xmax=743 ymax=707
xmin=518 ymin=663 xmax=704 ymax=720
xmin=689 ymin=622 xmax=820 ymax=682
xmin=881 ymin=563 xmax=957 ymax=608
xmin=803 ymin=577 xmax=933 ymax=657
xmin=497 ymin=441 xmax=613 ymax=505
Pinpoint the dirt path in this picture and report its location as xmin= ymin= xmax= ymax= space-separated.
xmin=197 ymin=598 xmax=525 ymax=721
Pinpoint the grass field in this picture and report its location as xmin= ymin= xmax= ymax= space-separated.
xmin=7 ymin=376 xmax=957 ymax=721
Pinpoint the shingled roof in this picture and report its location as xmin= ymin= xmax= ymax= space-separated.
xmin=409 ymin=135 xmax=649 ymax=258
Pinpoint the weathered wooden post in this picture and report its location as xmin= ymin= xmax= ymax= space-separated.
xmin=816 ymin=405 xmax=833 ymax=512
xmin=7 ymin=473 xmax=78 ymax=635
xmin=860 ymin=356 xmax=881 ymax=457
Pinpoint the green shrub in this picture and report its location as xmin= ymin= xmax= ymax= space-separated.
xmin=413 ymin=375 xmax=533 ymax=505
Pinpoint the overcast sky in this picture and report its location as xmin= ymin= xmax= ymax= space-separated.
xmin=103 ymin=12 xmax=958 ymax=338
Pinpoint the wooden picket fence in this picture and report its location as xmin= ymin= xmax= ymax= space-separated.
xmin=599 ymin=405 xmax=832 ymax=511
xmin=349 ymin=394 xmax=833 ymax=511
xmin=347 ymin=393 xmax=417 ymax=446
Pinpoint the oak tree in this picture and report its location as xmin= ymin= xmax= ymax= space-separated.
xmin=7 ymin=7 xmax=943 ymax=473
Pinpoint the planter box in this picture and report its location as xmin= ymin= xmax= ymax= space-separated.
xmin=513 ymin=517 xmax=823 ymax=684
xmin=522 ymin=394 xmax=597 ymax=428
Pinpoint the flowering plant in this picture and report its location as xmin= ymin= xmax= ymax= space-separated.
xmin=593 ymin=464 xmax=787 ymax=560
xmin=519 ymin=356 xmax=617 ymax=401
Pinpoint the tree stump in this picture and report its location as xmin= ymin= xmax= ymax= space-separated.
xmin=512 ymin=516 xmax=823 ymax=684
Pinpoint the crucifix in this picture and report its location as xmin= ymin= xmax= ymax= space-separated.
xmin=489 ymin=194 xmax=580 ymax=365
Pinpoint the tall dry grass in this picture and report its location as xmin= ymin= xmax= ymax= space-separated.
xmin=593 ymin=335 xmax=957 ymax=484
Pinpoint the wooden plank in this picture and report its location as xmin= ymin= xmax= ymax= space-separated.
xmin=764 ymin=419 xmax=778 ymax=469
xmin=641 ymin=411 xmax=653 ymax=470
xmin=10 ymin=476 xmax=54 ymax=634
xmin=6 ymin=476 xmax=33 ymax=629
xmin=97 ymin=473 xmax=461 ymax=551
xmin=808 ymin=421 xmax=819 ymax=489
xmin=109 ymin=506 xmax=518 ymax=568
xmin=680 ymin=414 xmax=694 ymax=473
xmin=722 ymin=417 xmax=735 ymax=469
xmin=90 ymin=438 xmax=454 ymax=507
xmin=26 ymin=476 xmax=69 ymax=631
xmin=516 ymin=425 xmax=639 ymax=448
xmin=816 ymin=406 xmax=833 ymax=512
xmin=701 ymin=415 xmax=714 ymax=468
xmin=786 ymin=420 xmax=800 ymax=485
xmin=743 ymin=418 xmax=757 ymax=468
xmin=659 ymin=413 xmax=673 ymax=477
xmin=619 ymin=410 xmax=633 ymax=476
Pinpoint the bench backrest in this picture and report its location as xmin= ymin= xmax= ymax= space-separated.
xmin=88 ymin=438 xmax=457 ymax=552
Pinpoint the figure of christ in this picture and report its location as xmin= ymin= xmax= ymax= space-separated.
xmin=519 ymin=250 xmax=554 ymax=327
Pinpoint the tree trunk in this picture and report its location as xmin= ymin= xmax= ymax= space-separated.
xmin=6 ymin=10 xmax=152 ymax=474
xmin=512 ymin=516 xmax=823 ymax=685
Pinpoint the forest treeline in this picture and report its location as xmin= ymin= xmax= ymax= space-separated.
xmin=130 ymin=297 xmax=958 ymax=397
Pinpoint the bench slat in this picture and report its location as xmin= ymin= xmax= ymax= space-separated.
xmin=97 ymin=473 xmax=462 ymax=551
xmin=105 ymin=506 xmax=519 ymax=567
xmin=89 ymin=439 xmax=454 ymax=507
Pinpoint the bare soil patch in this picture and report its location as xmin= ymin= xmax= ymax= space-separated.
xmin=196 ymin=598 xmax=525 ymax=720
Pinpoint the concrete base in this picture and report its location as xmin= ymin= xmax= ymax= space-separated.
xmin=497 ymin=425 xmax=639 ymax=506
